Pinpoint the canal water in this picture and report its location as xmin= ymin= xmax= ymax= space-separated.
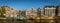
xmin=0 ymin=19 xmax=55 ymax=23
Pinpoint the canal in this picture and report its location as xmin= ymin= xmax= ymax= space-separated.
xmin=0 ymin=19 xmax=55 ymax=23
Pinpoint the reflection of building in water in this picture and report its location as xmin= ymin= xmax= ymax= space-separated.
xmin=44 ymin=6 xmax=56 ymax=17
xmin=41 ymin=19 xmax=54 ymax=23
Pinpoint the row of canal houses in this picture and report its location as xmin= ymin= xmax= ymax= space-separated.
xmin=1 ymin=5 xmax=60 ymax=19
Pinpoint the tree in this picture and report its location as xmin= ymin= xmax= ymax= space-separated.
xmin=0 ymin=8 xmax=2 ymax=17
xmin=1 ymin=6 xmax=6 ymax=17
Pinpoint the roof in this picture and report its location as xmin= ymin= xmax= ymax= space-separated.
xmin=44 ymin=6 xmax=56 ymax=8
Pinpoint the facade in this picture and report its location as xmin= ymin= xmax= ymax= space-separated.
xmin=2 ymin=6 xmax=17 ymax=17
xmin=26 ymin=10 xmax=32 ymax=18
xmin=2 ymin=6 xmax=11 ymax=17
xmin=26 ymin=10 xmax=37 ymax=18
xmin=44 ymin=6 xmax=56 ymax=17
xmin=21 ymin=10 xmax=26 ymax=17
xmin=37 ymin=7 xmax=41 ymax=17
xmin=56 ymin=6 xmax=60 ymax=16
xmin=31 ymin=7 xmax=37 ymax=17
xmin=10 ymin=8 xmax=17 ymax=17
xmin=1 ymin=5 xmax=60 ymax=19
xmin=17 ymin=10 xmax=22 ymax=17
xmin=26 ymin=7 xmax=37 ymax=18
xmin=41 ymin=10 xmax=44 ymax=17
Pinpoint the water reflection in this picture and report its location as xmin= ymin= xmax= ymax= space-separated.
xmin=0 ymin=19 xmax=55 ymax=23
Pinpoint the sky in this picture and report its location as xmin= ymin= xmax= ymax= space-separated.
xmin=0 ymin=0 xmax=60 ymax=10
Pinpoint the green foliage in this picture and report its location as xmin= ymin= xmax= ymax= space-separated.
xmin=0 ymin=6 xmax=6 ymax=17
xmin=0 ymin=8 xmax=1 ymax=13
xmin=1 ymin=6 xmax=6 ymax=14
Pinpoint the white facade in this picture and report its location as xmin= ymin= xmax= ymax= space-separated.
xmin=26 ymin=10 xmax=37 ymax=18
xmin=44 ymin=6 xmax=56 ymax=17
